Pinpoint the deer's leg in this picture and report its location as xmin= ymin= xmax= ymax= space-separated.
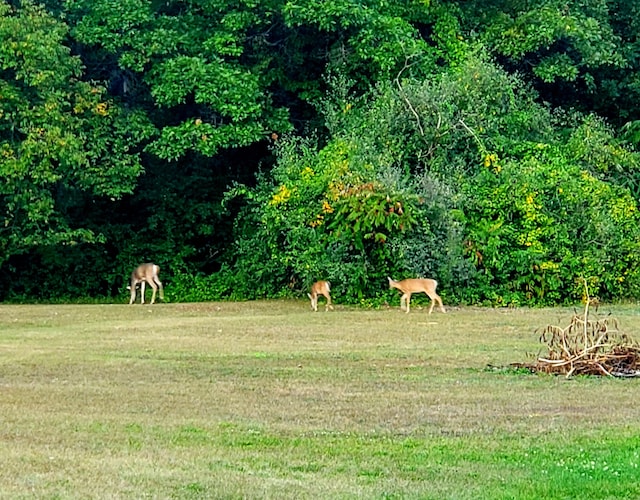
xmin=322 ymin=291 xmax=332 ymax=311
xmin=154 ymin=277 xmax=164 ymax=300
xmin=427 ymin=292 xmax=445 ymax=314
xmin=402 ymin=293 xmax=412 ymax=313
xmin=437 ymin=295 xmax=446 ymax=313
xmin=428 ymin=293 xmax=435 ymax=314
xmin=129 ymin=283 xmax=137 ymax=305
xmin=308 ymin=293 xmax=317 ymax=311
xmin=139 ymin=281 xmax=146 ymax=304
xmin=148 ymin=280 xmax=158 ymax=304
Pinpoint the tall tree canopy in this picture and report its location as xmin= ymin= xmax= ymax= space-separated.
xmin=0 ymin=1 xmax=150 ymax=266
xmin=454 ymin=0 xmax=640 ymax=124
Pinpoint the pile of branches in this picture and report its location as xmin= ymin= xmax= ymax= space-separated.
xmin=533 ymin=298 xmax=640 ymax=378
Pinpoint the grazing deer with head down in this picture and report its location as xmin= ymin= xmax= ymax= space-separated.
xmin=308 ymin=280 xmax=333 ymax=312
xmin=129 ymin=263 xmax=164 ymax=305
xmin=388 ymin=277 xmax=445 ymax=314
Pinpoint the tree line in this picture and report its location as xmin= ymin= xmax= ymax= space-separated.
xmin=1 ymin=0 xmax=640 ymax=306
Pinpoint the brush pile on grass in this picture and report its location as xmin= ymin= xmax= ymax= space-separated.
xmin=535 ymin=312 xmax=640 ymax=378
xmin=531 ymin=293 xmax=640 ymax=378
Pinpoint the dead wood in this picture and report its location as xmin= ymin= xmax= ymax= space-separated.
xmin=530 ymin=280 xmax=640 ymax=378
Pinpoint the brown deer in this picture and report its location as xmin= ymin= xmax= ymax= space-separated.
xmin=388 ymin=277 xmax=445 ymax=314
xmin=129 ymin=263 xmax=164 ymax=305
xmin=308 ymin=280 xmax=333 ymax=312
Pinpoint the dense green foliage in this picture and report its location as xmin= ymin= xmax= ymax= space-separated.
xmin=224 ymin=56 xmax=640 ymax=305
xmin=1 ymin=0 xmax=640 ymax=304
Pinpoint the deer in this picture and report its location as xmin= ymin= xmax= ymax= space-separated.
xmin=308 ymin=280 xmax=333 ymax=312
xmin=129 ymin=263 xmax=164 ymax=305
xmin=388 ymin=277 xmax=445 ymax=314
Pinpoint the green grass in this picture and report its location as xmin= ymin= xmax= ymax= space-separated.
xmin=1 ymin=301 xmax=640 ymax=498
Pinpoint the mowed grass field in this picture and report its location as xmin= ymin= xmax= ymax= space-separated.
xmin=1 ymin=300 xmax=640 ymax=499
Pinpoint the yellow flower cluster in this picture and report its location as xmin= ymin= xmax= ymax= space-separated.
xmin=270 ymin=184 xmax=292 ymax=206
xmin=94 ymin=102 xmax=108 ymax=116
xmin=483 ymin=152 xmax=501 ymax=173
xmin=309 ymin=214 xmax=324 ymax=228
xmin=309 ymin=200 xmax=334 ymax=228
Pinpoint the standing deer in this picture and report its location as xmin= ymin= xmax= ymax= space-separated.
xmin=308 ymin=280 xmax=333 ymax=312
xmin=388 ymin=277 xmax=445 ymax=314
xmin=129 ymin=263 xmax=164 ymax=305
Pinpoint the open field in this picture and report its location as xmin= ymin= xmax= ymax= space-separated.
xmin=1 ymin=301 xmax=640 ymax=499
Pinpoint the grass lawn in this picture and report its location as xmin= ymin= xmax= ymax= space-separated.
xmin=1 ymin=300 xmax=639 ymax=498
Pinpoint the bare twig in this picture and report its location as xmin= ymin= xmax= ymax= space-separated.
xmin=395 ymin=56 xmax=424 ymax=137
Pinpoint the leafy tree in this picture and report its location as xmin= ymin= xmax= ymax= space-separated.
xmin=462 ymin=148 xmax=640 ymax=305
xmin=64 ymin=0 xmax=291 ymax=160
xmin=62 ymin=0 xmax=471 ymax=159
xmin=565 ymin=113 xmax=640 ymax=198
xmin=454 ymin=0 xmax=640 ymax=124
xmin=0 ymin=1 xmax=150 ymax=270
